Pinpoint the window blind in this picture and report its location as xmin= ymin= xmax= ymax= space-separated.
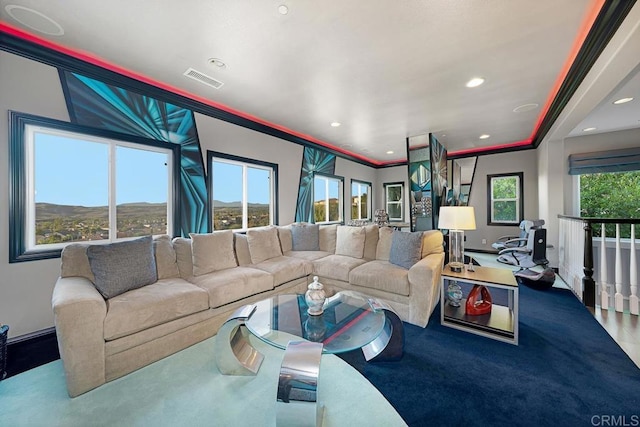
xmin=568 ymin=147 xmax=640 ymax=175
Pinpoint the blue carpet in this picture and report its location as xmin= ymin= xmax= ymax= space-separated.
xmin=339 ymin=285 xmax=640 ymax=426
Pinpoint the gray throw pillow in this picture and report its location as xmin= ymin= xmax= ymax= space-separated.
xmin=389 ymin=231 xmax=423 ymax=269
xmin=87 ymin=235 xmax=158 ymax=299
xmin=291 ymin=224 xmax=320 ymax=251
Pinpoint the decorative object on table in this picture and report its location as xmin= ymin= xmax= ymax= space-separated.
xmin=465 ymin=285 xmax=492 ymax=315
xmin=446 ymin=281 xmax=463 ymax=307
xmin=1 ymin=323 xmax=9 ymax=381
xmin=303 ymin=315 xmax=327 ymax=342
xmin=374 ymin=209 xmax=390 ymax=227
xmin=466 ymin=258 xmax=475 ymax=272
xmin=305 ymin=276 xmax=327 ymax=315
xmin=438 ymin=206 xmax=476 ymax=272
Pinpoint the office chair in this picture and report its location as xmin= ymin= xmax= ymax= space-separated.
xmin=491 ymin=219 xmax=545 ymax=251
xmin=497 ymin=227 xmax=548 ymax=268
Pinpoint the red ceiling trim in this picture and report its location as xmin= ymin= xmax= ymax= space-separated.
xmin=0 ymin=0 xmax=607 ymax=165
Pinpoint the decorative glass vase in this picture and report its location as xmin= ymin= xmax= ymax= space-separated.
xmin=305 ymin=276 xmax=326 ymax=315
xmin=447 ymin=281 xmax=463 ymax=307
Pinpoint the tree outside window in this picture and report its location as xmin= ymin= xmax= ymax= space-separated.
xmin=384 ymin=182 xmax=404 ymax=221
xmin=314 ymin=173 xmax=343 ymax=223
xmin=487 ymin=172 xmax=523 ymax=225
xmin=351 ymin=180 xmax=371 ymax=221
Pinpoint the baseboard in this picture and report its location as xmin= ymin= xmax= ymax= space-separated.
xmin=4 ymin=327 xmax=59 ymax=379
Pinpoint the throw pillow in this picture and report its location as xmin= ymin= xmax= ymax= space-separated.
xmin=291 ymin=223 xmax=320 ymax=251
xmin=335 ymin=226 xmax=366 ymax=259
xmin=319 ymin=224 xmax=338 ymax=253
xmin=375 ymin=226 xmax=394 ymax=261
xmin=247 ymin=226 xmax=283 ymax=264
xmin=87 ymin=235 xmax=157 ymax=299
xmin=189 ymin=230 xmax=237 ymax=276
xmin=153 ymin=235 xmax=180 ymax=279
xmin=389 ymin=231 xmax=424 ymax=269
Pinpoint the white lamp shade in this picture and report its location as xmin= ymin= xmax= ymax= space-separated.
xmin=437 ymin=206 xmax=476 ymax=230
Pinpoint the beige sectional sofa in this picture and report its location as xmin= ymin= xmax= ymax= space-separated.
xmin=52 ymin=224 xmax=444 ymax=396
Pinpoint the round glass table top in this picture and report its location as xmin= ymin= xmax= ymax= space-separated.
xmin=245 ymin=292 xmax=386 ymax=354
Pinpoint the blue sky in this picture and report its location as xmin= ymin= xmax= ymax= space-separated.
xmin=212 ymin=161 xmax=270 ymax=204
xmin=35 ymin=133 xmax=169 ymax=206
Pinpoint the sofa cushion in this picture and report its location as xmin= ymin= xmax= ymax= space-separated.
xmin=250 ymin=256 xmax=313 ymax=286
xmin=376 ymin=226 xmax=394 ymax=261
xmin=389 ymin=231 xmax=423 ymax=269
xmin=421 ymin=230 xmax=445 ymax=258
xmin=60 ymin=243 xmax=95 ymax=282
xmin=189 ymin=230 xmax=237 ymax=276
xmin=277 ymin=225 xmax=293 ymax=253
xmin=103 ymin=277 xmax=209 ymax=340
xmin=284 ymin=250 xmax=332 ymax=261
xmin=335 ymin=226 xmax=366 ymax=259
xmin=349 ymin=260 xmax=411 ymax=296
xmin=291 ymin=223 xmax=320 ymax=251
xmin=319 ymin=224 xmax=338 ymax=253
xmin=247 ymin=226 xmax=283 ymax=264
xmin=189 ymin=266 xmax=274 ymax=308
xmin=172 ymin=237 xmax=194 ymax=278
xmin=234 ymin=233 xmax=253 ymax=266
xmin=87 ymin=236 xmax=158 ymax=299
xmin=363 ymin=225 xmax=380 ymax=260
xmin=153 ymin=235 xmax=180 ymax=279
xmin=313 ymin=254 xmax=368 ymax=282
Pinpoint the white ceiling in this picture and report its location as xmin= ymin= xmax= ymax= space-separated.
xmin=1 ymin=0 xmax=639 ymax=164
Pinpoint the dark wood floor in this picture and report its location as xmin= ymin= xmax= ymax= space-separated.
xmin=593 ymin=308 xmax=640 ymax=368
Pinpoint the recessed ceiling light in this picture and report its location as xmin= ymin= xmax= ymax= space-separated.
xmin=466 ymin=77 xmax=485 ymax=88
xmin=513 ymin=103 xmax=539 ymax=113
xmin=330 ymin=122 xmax=341 ymax=127
xmin=5 ymin=5 xmax=64 ymax=36
xmin=583 ymin=127 xmax=597 ymax=132
xmin=479 ymin=134 xmax=490 ymax=139
xmin=386 ymin=150 xmax=394 ymax=155
xmin=278 ymin=5 xmax=289 ymax=14
xmin=208 ymin=58 xmax=226 ymax=69
xmin=613 ymin=97 xmax=634 ymax=105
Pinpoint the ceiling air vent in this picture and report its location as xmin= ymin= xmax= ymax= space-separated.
xmin=183 ymin=68 xmax=224 ymax=89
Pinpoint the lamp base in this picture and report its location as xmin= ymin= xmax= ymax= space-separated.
xmin=449 ymin=262 xmax=464 ymax=273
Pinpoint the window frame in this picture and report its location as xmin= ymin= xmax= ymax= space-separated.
xmin=384 ymin=181 xmax=405 ymax=221
xmin=350 ymin=179 xmax=372 ymax=221
xmin=207 ymin=151 xmax=278 ymax=232
xmin=312 ymin=172 xmax=344 ymax=224
xmin=9 ymin=111 xmax=181 ymax=263
xmin=487 ymin=172 xmax=524 ymax=226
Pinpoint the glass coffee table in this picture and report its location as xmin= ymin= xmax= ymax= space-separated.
xmin=214 ymin=291 xmax=404 ymax=426
xmin=245 ymin=292 xmax=388 ymax=354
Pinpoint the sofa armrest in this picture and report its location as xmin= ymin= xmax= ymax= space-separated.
xmin=406 ymin=252 xmax=445 ymax=327
xmin=52 ymin=276 xmax=107 ymax=397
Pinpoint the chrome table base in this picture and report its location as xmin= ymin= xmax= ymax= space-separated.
xmin=214 ymin=304 xmax=264 ymax=376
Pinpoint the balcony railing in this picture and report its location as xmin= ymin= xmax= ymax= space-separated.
xmin=558 ymin=215 xmax=639 ymax=316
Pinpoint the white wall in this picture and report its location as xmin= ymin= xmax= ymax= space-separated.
xmin=465 ymin=149 xmax=540 ymax=252
xmin=0 ymin=52 xmax=70 ymax=338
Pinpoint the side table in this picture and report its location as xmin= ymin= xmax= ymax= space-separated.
xmin=440 ymin=265 xmax=519 ymax=345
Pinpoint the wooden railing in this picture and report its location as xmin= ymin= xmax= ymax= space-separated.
xmin=558 ymin=215 xmax=639 ymax=316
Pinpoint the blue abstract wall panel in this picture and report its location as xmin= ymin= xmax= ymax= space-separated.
xmin=61 ymin=71 xmax=207 ymax=235
xmin=295 ymin=147 xmax=336 ymax=223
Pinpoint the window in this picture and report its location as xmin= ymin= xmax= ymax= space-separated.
xmin=208 ymin=152 xmax=277 ymax=231
xmin=384 ymin=182 xmax=404 ymax=221
xmin=487 ymin=172 xmax=523 ymax=225
xmin=9 ymin=112 xmax=178 ymax=262
xmin=351 ymin=180 xmax=371 ymax=221
xmin=579 ymin=171 xmax=640 ymax=238
xmin=313 ymin=173 xmax=343 ymax=224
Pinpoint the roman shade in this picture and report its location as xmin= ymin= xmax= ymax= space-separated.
xmin=568 ymin=147 xmax=640 ymax=175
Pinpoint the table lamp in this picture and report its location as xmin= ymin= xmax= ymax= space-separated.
xmin=438 ymin=206 xmax=476 ymax=272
